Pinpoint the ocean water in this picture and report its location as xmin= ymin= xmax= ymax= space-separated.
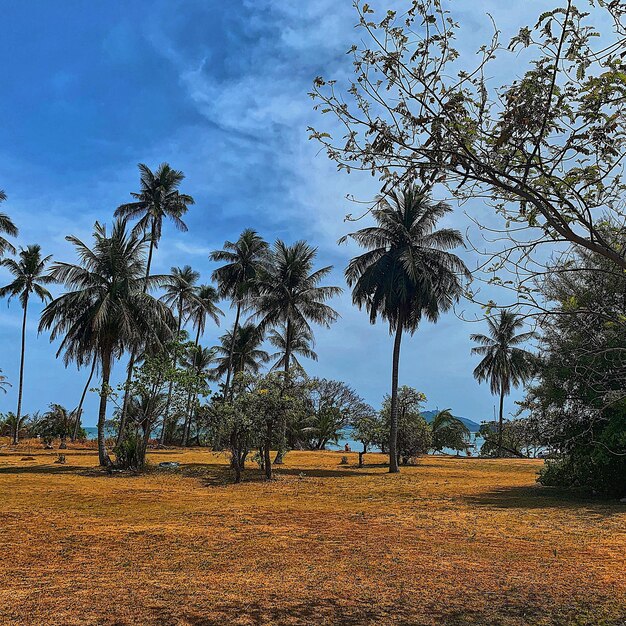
xmin=84 ymin=426 xmax=485 ymax=456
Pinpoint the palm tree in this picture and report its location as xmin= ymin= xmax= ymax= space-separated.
xmin=210 ymin=229 xmax=268 ymax=398
xmin=0 ymin=191 xmax=18 ymax=257
xmin=43 ymin=403 xmax=74 ymax=449
xmin=159 ymin=265 xmax=200 ymax=444
xmin=268 ymin=323 xmax=318 ymax=372
xmin=181 ymin=345 xmax=214 ymax=446
xmin=0 ymin=369 xmax=11 ymax=394
xmin=39 ymin=220 xmax=173 ymax=466
xmin=188 ymin=284 xmax=223 ymax=346
xmin=114 ymin=163 xmax=194 ymax=277
xmin=430 ymin=408 xmax=470 ymax=454
xmin=115 ymin=163 xmax=194 ymax=441
xmin=0 ymin=245 xmax=54 ymax=424
xmin=471 ymin=311 xmax=535 ymax=455
xmin=255 ymin=240 xmax=341 ymax=462
xmin=343 ymin=185 xmax=470 ymax=473
xmin=211 ymin=323 xmax=269 ymax=380
xmin=2 ymin=411 xmax=28 ymax=445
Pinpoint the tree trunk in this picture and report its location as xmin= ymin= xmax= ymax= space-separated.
xmin=72 ymin=355 xmax=97 ymax=442
xmin=97 ymin=351 xmax=112 ymax=467
xmin=388 ymin=321 xmax=403 ymax=473
xmin=358 ymin=443 xmax=367 ymax=468
xmin=14 ymin=296 xmax=29 ymax=443
xmin=160 ymin=300 xmax=183 ymax=445
xmin=264 ymin=423 xmax=273 ymax=480
xmin=117 ymin=232 xmax=156 ymax=448
xmin=497 ymin=388 xmax=505 ymax=458
xmin=223 ymin=300 xmax=242 ymax=401
xmin=273 ymin=319 xmax=292 ymax=465
xmin=182 ymin=325 xmax=202 ymax=447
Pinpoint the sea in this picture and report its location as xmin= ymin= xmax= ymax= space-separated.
xmin=84 ymin=426 xmax=485 ymax=456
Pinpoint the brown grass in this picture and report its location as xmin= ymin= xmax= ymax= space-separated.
xmin=0 ymin=439 xmax=624 ymax=626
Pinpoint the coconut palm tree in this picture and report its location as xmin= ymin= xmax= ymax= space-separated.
xmin=0 ymin=245 xmax=54 ymax=424
xmin=210 ymin=229 xmax=269 ymax=398
xmin=211 ymin=323 xmax=269 ymax=380
xmin=0 ymin=191 xmax=18 ymax=258
xmin=268 ymin=323 xmax=318 ymax=372
xmin=115 ymin=163 xmax=194 ymax=441
xmin=255 ymin=240 xmax=341 ymax=462
xmin=2 ymin=411 xmax=28 ymax=445
xmin=114 ymin=163 xmax=194 ymax=276
xmin=343 ymin=185 xmax=470 ymax=472
xmin=0 ymin=369 xmax=11 ymax=394
xmin=39 ymin=220 xmax=173 ymax=466
xmin=180 ymin=345 xmax=214 ymax=446
xmin=188 ymin=284 xmax=223 ymax=346
xmin=159 ymin=265 xmax=200 ymax=444
xmin=430 ymin=408 xmax=470 ymax=454
xmin=471 ymin=311 xmax=536 ymax=455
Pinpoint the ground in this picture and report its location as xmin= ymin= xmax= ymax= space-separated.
xmin=0 ymin=441 xmax=624 ymax=626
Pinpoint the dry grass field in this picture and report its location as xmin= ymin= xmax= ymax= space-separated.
xmin=0 ymin=440 xmax=624 ymax=626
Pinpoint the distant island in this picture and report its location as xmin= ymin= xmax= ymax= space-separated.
xmin=422 ymin=410 xmax=481 ymax=433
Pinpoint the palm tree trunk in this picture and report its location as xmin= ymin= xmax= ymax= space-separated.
xmin=223 ymin=300 xmax=242 ymax=401
xmin=274 ymin=319 xmax=292 ymax=465
xmin=182 ymin=324 xmax=202 ymax=447
xmin=497 ymin=388 xmax=505 ymax=458
xmin=116 ymin=232 xmax=156 ymax=447
xmin=389 ymin=321 xmax=404 ymax=473
xmin=72 ymin=355 xmax=97 ymax=442
xmin=97 ymin=351 xmax=112 ymax=467
xmin=14 ymin=295 xmax=29 ymax=443
xmin=160 ymin=300 xmax=183 ymax=445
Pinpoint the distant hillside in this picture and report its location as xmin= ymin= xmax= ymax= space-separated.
xmin=421 ymin=410 xmax=481 ymax=432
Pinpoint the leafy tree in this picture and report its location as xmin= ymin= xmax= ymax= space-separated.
xmin=305 ymin=378 xmax=370 ymax=450
xmin=471 ymin=312 xmax=535 ymax=456
xmin=210 ymin=229 xmax=268 ymax=398
xmin=0 ymin=245 xmax=53 ymax=426
xmin=351 ymin=409 xmax=383 ymax=467
xmin=478 ymin=419 xmax=541 ymax=459
xmin=430 ymin=409 xmax=470 ymax=455
xmin=211 ymin=323 xmax=269 ymax=380
xmin=344 ymin=185 xmax=468 ymax=472
xmin=310 ymin=1 xmax=626 ymax=289
xmin=0 ymin=190 xmax=18 ymax=258
xmin=522 ymin=236 xmax=626 ymax=496
xmin=255 ymin=240 xmax=341 ymax=462
xmin=40 ymin=220 xmax=173 ymax=466
xmin=380 ymin=386 xmax=431 ymax=465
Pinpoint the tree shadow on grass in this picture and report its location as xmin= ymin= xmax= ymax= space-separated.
xmin=464 ymin=485 xmax=624 ymax=516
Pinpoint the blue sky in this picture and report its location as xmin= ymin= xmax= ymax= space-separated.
xmin=0 ymin=0 xmax=561 ymax=426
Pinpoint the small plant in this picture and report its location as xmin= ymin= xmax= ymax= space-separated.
xmin=55 ymin=454 xmax=66 ymax=464
xmin=340 ymin=455 xmax=349 ymax=465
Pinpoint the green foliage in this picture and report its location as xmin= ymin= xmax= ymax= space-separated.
xmin=431 ymin=409 xmax=470 ymax=454
xmin=478 ymin=418 xmax=542 ymax=459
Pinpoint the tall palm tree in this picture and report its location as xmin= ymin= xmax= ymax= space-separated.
xmin=211 ymin=323 xmax=269 ymax=380
xmin=159 ymin=265 xmax=200 ymax=444
xmin=181 ymin=345 xmax=214 ymax=446
xmin=39 ymin=220 xmax=173 ymax=466
xmin=210 ymin=229 xmax=268 ymax=398
xmin=188 ymin=284 xmax=223 ymax=346
xmin=471 ymin=311 xmax=535 ymax=454
xmin=0 ymin=245 xmax=54 ymax=424
xmin=255 ymin=240 xmax=341 ymax=463
xmin=343 ymin=185 xmax=470 ymax=473
xmin=115 ymin=163 xmax=194 ymax=441
xmin=114 ymin=163 xmax=194 ymax=277
xmin=0 ymin=191 xmax=18 ymax=258
xmin=268 ymin=323 xmax=318 ymax=372
xmin=0 ymin=369 xmax=11 ymax=394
